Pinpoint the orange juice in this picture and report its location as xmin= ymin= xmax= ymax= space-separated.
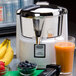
xmin=55 ymin=42 xmax=75 ymax=73
xmin=48 ymin=33 xmax=53 ymax=38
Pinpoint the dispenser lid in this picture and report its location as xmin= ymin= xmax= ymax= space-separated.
xmin=19 ymin=4 xmax=67 ymax=17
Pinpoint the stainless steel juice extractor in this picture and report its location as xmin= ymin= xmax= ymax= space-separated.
xmin=16 ymin=1 xmax=68 ymax=68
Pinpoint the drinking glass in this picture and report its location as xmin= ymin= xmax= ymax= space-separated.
xmin=68 ymin=36 xmax=76 ymax=48
xmin=55 ymin=36 xmax=75 ymax=74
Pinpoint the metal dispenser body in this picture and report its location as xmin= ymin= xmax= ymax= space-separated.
xmin=16 ymin=2 xmax=68 ymax=68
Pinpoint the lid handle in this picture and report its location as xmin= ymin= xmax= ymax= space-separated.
xmin=36 ymin=0 xmax=49 ymax=5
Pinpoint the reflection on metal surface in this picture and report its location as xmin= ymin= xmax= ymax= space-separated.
xmin=59 ymin=74 xmax=73 ymax=76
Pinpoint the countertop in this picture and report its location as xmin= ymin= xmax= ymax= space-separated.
xmin=9 ymin=50 xmax=76 ymax=76
xmin=0 ymin=35 xmax=76 ymax=76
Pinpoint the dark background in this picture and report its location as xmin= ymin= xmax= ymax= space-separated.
xmin=34 ymin=0 xmax=76 ymax=36
xmin=49 ymin=0 xmax=76 ymax=36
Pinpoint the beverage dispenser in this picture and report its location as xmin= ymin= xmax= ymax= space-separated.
xmin=16 ymin=0 xmax=68 ymax=68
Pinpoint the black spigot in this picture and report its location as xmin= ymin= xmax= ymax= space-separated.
xmin=38 ymin=64 xmax=61 ymax=76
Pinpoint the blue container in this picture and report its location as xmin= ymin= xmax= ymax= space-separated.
xmin=5 ymin=1 xmax=13 ymax=23
xmin=0 ymin=0 xmax=5 ymax=23
xmin=0 ymin=5 xmax=3 ymax=23
xmin=12 ymin=0 xmax=20 ymax=22
xmin=20 ymin=0 xmax=27 ymax=8
xmin=20 ymin=0 xmax=33 ymax=8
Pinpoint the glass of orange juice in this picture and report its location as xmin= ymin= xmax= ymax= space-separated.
xmin=55 ymin=36 xmax=75 ymax=74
